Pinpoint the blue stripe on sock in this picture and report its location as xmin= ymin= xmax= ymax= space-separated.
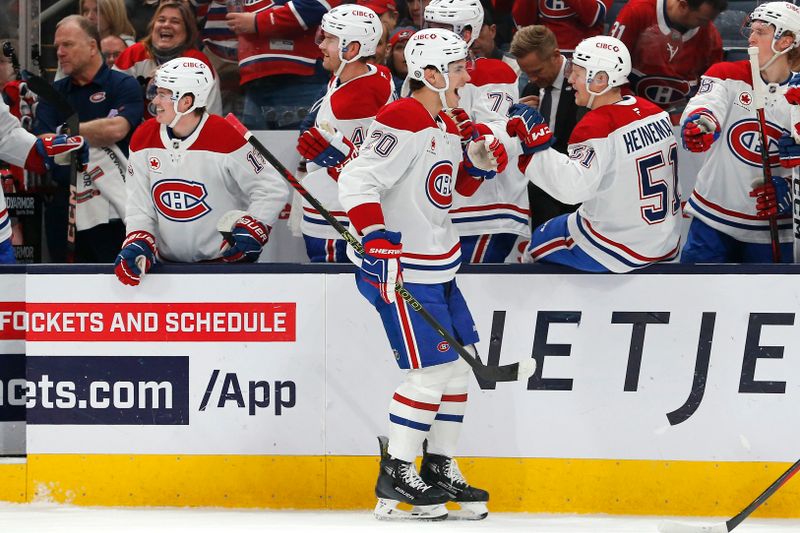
xmin=389 ymin=413 xmax=431 ymax=432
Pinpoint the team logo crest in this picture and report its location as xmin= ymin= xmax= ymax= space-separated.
xmin=538 ymin=0 xmax=573 ymax=19
xmin=149 ymin=157 xmax=161 ymax=171
xmin=89 ymin=91 xmax=106 ymax=103
xmin=726 ymin=118 xmax=786 ymax=168
xmin=425 ymin=160 xmax=454 ymax=209
xmin=738 ymin=92 xmax=752 ymax=106
xmin=151 ymin=179 xmax=212 ymax=221
xmin=436 ymin=341 xmax=450 ymax=352
xmin=635 ymin=76 xmax=692 ymax=107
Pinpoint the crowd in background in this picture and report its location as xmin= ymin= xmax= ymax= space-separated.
xmin=0 ymin=0 xmax=790 ymax=266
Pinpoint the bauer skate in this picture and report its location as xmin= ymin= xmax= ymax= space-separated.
xmin=420 ymin=443 xmax=489 ymax=520
xmin=373 ymin=436 xmax=450 ymax=521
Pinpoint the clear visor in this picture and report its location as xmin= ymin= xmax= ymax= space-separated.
xmin=741 ymin=18 xmax=775 ymax=39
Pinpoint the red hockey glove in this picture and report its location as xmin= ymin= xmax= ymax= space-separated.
xmin=681 ymin=108 xmax=720 ymax=153
xmin=750 ymin=176 xmax=792 ymax=218
xmin=360 ymin=229 xmax=403 ymax=305
xmin=506 ymin=103 xmax=554 ymax=155
xmin=446 ymin=107 xmax=475 ymax=145
xmin=35 ymin=134 xmax=89 ymax=171
xmin=114 ymin=231 xmax=157 ymax=286
xmin=463 ymin=135 xmax=508 ymax=179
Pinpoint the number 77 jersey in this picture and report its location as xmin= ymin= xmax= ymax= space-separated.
xmin=524 ymin=95 xmax=682 ymax=272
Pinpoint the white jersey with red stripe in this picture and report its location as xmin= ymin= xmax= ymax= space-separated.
xmin=125 ymin=114 xmax=289 ymax=262
xmin=525 ymin=96 xmax=682 ymax=272
xmin=450 ymin=57 xmax=530 ymax=238
xmin=0 ymin=100 xmax=37 ymax=243
xmin=301 ymin=64 xmax=395 ymax=240
xmin=682 ymin=61 xmax=793 ymax=243
xmin=339 ymin=97 xmax=470 ymax=284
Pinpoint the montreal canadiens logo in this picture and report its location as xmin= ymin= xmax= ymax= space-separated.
xmin=635 ymin=76 xmax=692 ymax=107
xmin=726 ymin=118 xmax=786 ymax=168
xmin=539 ymin=0 xmax=573 ymax=18
xmin=151 ymin=179 xmax=212 ymax=222
xmin=437 ymin=341 xmax=450 ymax=352
xmin=425 ymin=160 xmax=454 ymax=209
xmin=89 ymin=91 xmax=106 ymax=103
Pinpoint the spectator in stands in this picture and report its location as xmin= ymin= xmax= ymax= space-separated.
xmin=511 ymin=25 xmax=581 ymax=229
xmin=387 ymin=26 xmax=414 ymax=92
xmin=125 ymin=0 xmax=160 ymax=42
xmin=81 ymin=0 xmax=137 ymax=45
xmin=33 ymin=15 xmax=144 ymax=263
xmin=225 ymin=0 xmax=340 ymax=130
xmin=358 ymin=0 xmax=400 ymax=34
xmin=101 ymin=34 xmax=129 ymax=68
xmin=471 ymin=4 xmax=520 ymax=76
xmin=114 ymin=0 xmax=223 ymax=121
xmin=513 ymin=0 xmax=613 ymax=53
xmin=400 ymin=0 xmax=430 ymax=28
xmin=610 ymin=0 xmax=726 ymax=117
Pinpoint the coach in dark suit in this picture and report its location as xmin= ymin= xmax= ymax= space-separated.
xmin=511 ymin=25 xmax=583 ymax=229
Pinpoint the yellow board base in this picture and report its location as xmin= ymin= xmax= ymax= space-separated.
xmin=0 ymin=462 xmax=27 ymax=502
xmin=5 ymin=455 xmax=798 ymax=517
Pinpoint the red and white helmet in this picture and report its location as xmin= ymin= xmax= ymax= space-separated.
xmin=404 ymin=27 xmax=468 ymax=95
xmin=321 ymin=4 xmax=384 ymax=67
xmin=572 ymin=36 xmax=631 ymax=90
xmin=154 ymin=57 xmax=214 ymax=126
xmin=424 ymin=0 xmax=484 ymax=48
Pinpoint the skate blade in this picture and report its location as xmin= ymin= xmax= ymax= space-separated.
xmin=374 ymin=499 xmax=448 ymax=521
xmin=446 ymin=501 xmax=488 ymax=520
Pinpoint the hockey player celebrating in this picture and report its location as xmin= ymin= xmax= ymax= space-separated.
xmin=513 ymin=36 xmax=681 ymax=272
xmin=115 ymin=58 xmax=288 ymax=285
xmin=0 ymin=98 xmax=87 ymax=263
xmin=680 ymin=1 xmax=800 ymax=263
xmin=295 ymin=4 xmax=394 ymax=263
xmin=424 ymin=0 xmax=527 ymax=263
xmin=338 ymin=28 xmax=507 ymax=520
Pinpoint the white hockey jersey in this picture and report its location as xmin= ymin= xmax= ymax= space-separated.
xmin=76 ymin=145 xmax=128 ymax=231
xmin=682 ymin=61 xmax=793 ymax=243
xmin=450 ymin=57 xmax=530 ymax=237
xmin=0 ymin=100 xmax=37 ymax=244
xmin=525 ymin=96 xmax=682 ymax=272
xmin=301 ymin=64 xmax=394 ymax=239
xmin=125 ymin=114 xmax=289 ymax=262
xmin=339 ymin=97 xmax=484 ymax=284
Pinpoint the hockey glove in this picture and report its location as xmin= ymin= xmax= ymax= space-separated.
xmin=778 ymin=133 xmax=800 ymax=168
xmin=750 ymin=176 xmax=792 ymax=218
xmin=297 ymin=122 xmax=356 ymax=169
xmin=785 ymin=72 xmax=800 ymax=105
xmin=681 ymin=108 xmax=720 ymax=153
xmin=220 ymin=214 xmax=271 ymax=263
xmin=506 ymin=103 xmax=554 ymax=155
xmin=446 ymin=107 xmax=476 ymax=146
xmin=35 ymin=134 xmax=89 ymax=171
xmin=360 ymin=229 xmax=403 ymax=305
xmin=463 ymin=135 xmax=508 ymax=179
xmin=114 ymin=231 xmax=157 ymax=287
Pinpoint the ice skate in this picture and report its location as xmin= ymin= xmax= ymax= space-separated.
xmin=420 ymin=444 xmax=489 ymax=520
xmin=373 ymin=436 xmax=450 ymax=521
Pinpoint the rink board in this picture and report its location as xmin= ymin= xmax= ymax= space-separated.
xmin=2 ymin=264 xmax=800 ymax=516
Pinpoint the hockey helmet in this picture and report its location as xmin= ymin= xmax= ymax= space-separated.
xmin=154 ymin=57 xmax=214 ymax=123
xmin=572 ymin=36 xmax=631 ymax=90
xmin=749 ymin=1 xmax=800 ymax=49
xmin=405 ymin=27 xmax=468 ymax=90
xmin=424 ymin=0 xmax=484 ymax=49
xmin=321 ymin=5 xmax=384 ymax=63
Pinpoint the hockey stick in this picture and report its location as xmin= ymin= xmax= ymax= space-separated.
xmin=21 ymin=69 xmax=80 ymax=263
xmin=657 ymin=458 xmax=800 ymax=533
xmin=223 ymin=113 xmax=535 ymax=383
xmin=748 ymin=47 xmax=782 ymax=263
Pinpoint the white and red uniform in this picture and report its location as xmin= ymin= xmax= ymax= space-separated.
xmin=114 ymin=44 xmax=223 ymax=120
xmin=449 ymin=58 xmax=529 ymax=242
xmin=610 ymin=0 xmax=723 ymax=114
xmin=512 ymin=0 xmax=612 ymax=52
xmin=525 ymin=95 xmax=682 ymax=272
xmin=339 ymin=97 xmax=485 ymax=283
xmin=0 ymin=99 xmax=48 ymax=246
xmin=682 ymin=61 xmax=794 ymax=244
xmin=301 ymin=64 xmax=395 ymax=240
xmin=125 ymin=114 xmax=289 ymax=262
